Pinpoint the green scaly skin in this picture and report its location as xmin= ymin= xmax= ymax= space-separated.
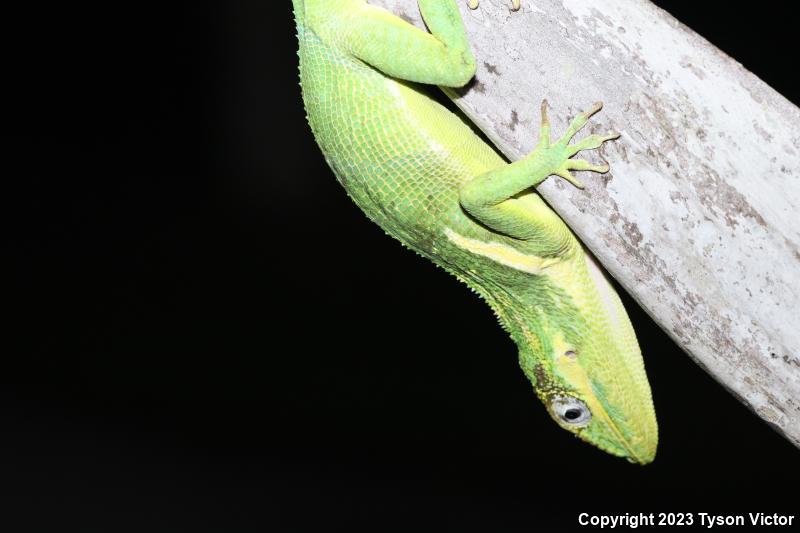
xmin=293 ymin=0 xmax=657 ymax=463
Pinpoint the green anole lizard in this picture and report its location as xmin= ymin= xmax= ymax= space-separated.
xmin=293 ymin=0 xmax=657 ymax=463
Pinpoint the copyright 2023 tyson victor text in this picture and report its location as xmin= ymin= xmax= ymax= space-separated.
xmin=578 ymin=512 xmax=795 ymax=528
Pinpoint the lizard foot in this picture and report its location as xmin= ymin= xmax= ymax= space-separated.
xmin=533 ymin=100 xmax=620 ymax=189
xmin=468 ymin=0 xmax=521 ymax=11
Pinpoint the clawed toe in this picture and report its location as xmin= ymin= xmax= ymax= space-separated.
xmin=568 ymin=159 xmax=610 ymax=174
xmin=467 ymin=0 xmax=521 ymax=10
xmin=555 ymin=168 xmax=585 ymax=189
xmin=568 ymin=132 xmax=620 ymax=156
xmin=557 ymin=102 xmax=604 ymax=147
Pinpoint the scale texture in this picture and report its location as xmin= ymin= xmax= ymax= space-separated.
xmin=293 ymin=0 xmax=657 ymax=463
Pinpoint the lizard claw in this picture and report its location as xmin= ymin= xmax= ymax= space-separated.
xmin=468 ymin=1 xmax=521 ymax=11
xmin=565 ymin=158 xmax=611 ymax=174
xmin=568 ymin=132 xmax=620 ymax=156
xmin=555 ymin=102 xmax=603 ymax=148
xmin=538 ymin=99 xmax=551 ymax=147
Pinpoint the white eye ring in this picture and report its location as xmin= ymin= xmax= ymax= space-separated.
xmin=551 ymin=396 xmax=592 ymax=427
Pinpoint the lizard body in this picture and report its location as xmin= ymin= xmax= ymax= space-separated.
xmin=293 ymin=0 xmax=657 ymax=463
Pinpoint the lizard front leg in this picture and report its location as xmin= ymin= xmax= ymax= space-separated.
xmin=342 ymin=0 xmax=477 ymax=87
xmin=459 ymin=101 xmax=619 ymax=254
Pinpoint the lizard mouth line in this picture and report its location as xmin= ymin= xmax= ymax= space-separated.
xmin=591 ymin=406 xmax=651 ymax=464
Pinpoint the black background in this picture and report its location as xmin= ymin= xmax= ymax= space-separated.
xmin=6 ymin=2 xmax=799 ymax=531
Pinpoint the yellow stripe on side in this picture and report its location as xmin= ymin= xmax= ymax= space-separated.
xmin=444 ymin=228 xmax=558 ymax=275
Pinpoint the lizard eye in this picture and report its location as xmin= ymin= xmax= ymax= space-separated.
xmin=551 ymin=396 xmax=591 ymax=427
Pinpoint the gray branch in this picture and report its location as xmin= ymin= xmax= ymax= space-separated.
xmin=371 ymin=0 xmax=800 ymax=447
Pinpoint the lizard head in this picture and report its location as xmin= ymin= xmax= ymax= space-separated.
xmin=514 ymin=254 xmax=658 ymax=464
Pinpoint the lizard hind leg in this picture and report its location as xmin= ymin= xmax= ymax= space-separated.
xmin=467 ymin=0 xmax=521 ymax=11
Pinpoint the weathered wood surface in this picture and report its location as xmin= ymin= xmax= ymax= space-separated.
xmin=372 ymin=0 xmax=800 ymax=447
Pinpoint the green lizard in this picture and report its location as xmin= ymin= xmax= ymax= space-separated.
xmin=293 ymin=0 xmax=657 ymax=463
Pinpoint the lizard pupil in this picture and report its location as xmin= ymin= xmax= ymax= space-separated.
xmin=564 ymin=408 xmax=582 ymax=421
